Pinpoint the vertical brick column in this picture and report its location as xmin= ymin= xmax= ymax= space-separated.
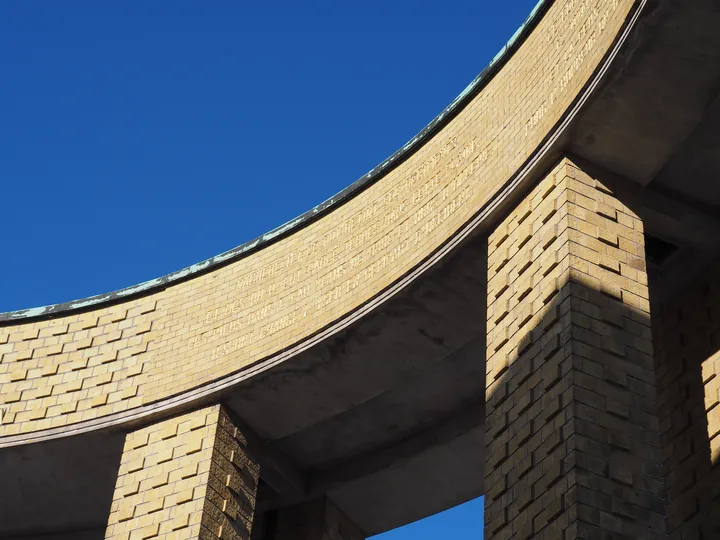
xmin=269 ymin=498 xmax=364 ymax=540
xmin=654 ymin=262 xmax=720 ymax=537
xmin=484 ymin=158 xmax=665 ymax=539
xmin=105 ymin=405 xmax=259 ymax=540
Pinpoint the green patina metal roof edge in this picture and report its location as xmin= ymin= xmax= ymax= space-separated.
xmin=0 ymin=0 xmax=551 ymax=324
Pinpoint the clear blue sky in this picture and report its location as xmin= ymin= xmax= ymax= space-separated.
xmin=1 ymin=1 xmax=537 ymax=537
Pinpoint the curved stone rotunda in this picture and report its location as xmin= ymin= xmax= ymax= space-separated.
xmin=3 ymin=1 xmax=720 ymax=538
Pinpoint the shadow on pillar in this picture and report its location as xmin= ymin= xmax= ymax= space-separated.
xmin=485 ymin=236 xmax=720 ymax=540
xmin=484 ymin=270 xmax=667 ymax=539
xmin=653 ymin=261 xmax=720 ymax=538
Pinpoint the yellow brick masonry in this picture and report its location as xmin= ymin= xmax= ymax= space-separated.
xmin=0 ymin=299 xmax=158 ymax=434
xmin=654 ymin=262 xmax=720 ymax=538
xmin=484 ymin=158 xmax=665 ymax=539
xmin=0 ymin=0 xmax=637 ymax=438
xmin=105 ymin=405 xmax=259 ymax=540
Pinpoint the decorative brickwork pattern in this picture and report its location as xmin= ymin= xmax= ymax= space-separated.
xmin=654 ymin=262 xmax=720 ymax=538
xmin=0 ymin=299 xmax=159 ymax=435
xmin=0 ymin=0 xmax=637 ymax=440
xmin=485 ymin=158 xmax=665 ymax=539
xmin=105 ymin=405 xmax=259 ymax=540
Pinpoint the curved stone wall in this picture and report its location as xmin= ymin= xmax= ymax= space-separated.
xmin=0 ymin=0 xmax=639 ymax=443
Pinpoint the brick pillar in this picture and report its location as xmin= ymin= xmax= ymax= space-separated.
xmin=654 ymin=262 xmax=720 ymax=537
xmin=484 ymin=158 xmax=665 ymax=539
xmin=268 ymin=498 xmax=364 ymax=540
xmin=105 ymin=405 xmax=259 ymax=540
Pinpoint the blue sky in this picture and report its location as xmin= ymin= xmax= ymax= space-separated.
xmin=1 ymin=1 xmax=538 ymax=537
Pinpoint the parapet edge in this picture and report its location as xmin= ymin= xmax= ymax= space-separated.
xmin=0 ymin=0 xmax=551 ymax=324
xmin=0 ymin=0 xmax=650 ymax=447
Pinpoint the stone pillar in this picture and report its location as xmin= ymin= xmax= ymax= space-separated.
xmin=484 ymin=158 xmax=665 ymax=539
xmin=105 ymin=405 xmax=259 ymax=540
xmin=268 ymin=498 xmax=364 ymax=540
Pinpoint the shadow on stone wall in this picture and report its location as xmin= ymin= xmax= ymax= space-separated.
xmin=654 ymin=261 xmax=720 ymax=538
xmin=482 ymin=157 xmax=672 ymax=538
xmin=484 ymin=268 xmax=667 ymax=539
